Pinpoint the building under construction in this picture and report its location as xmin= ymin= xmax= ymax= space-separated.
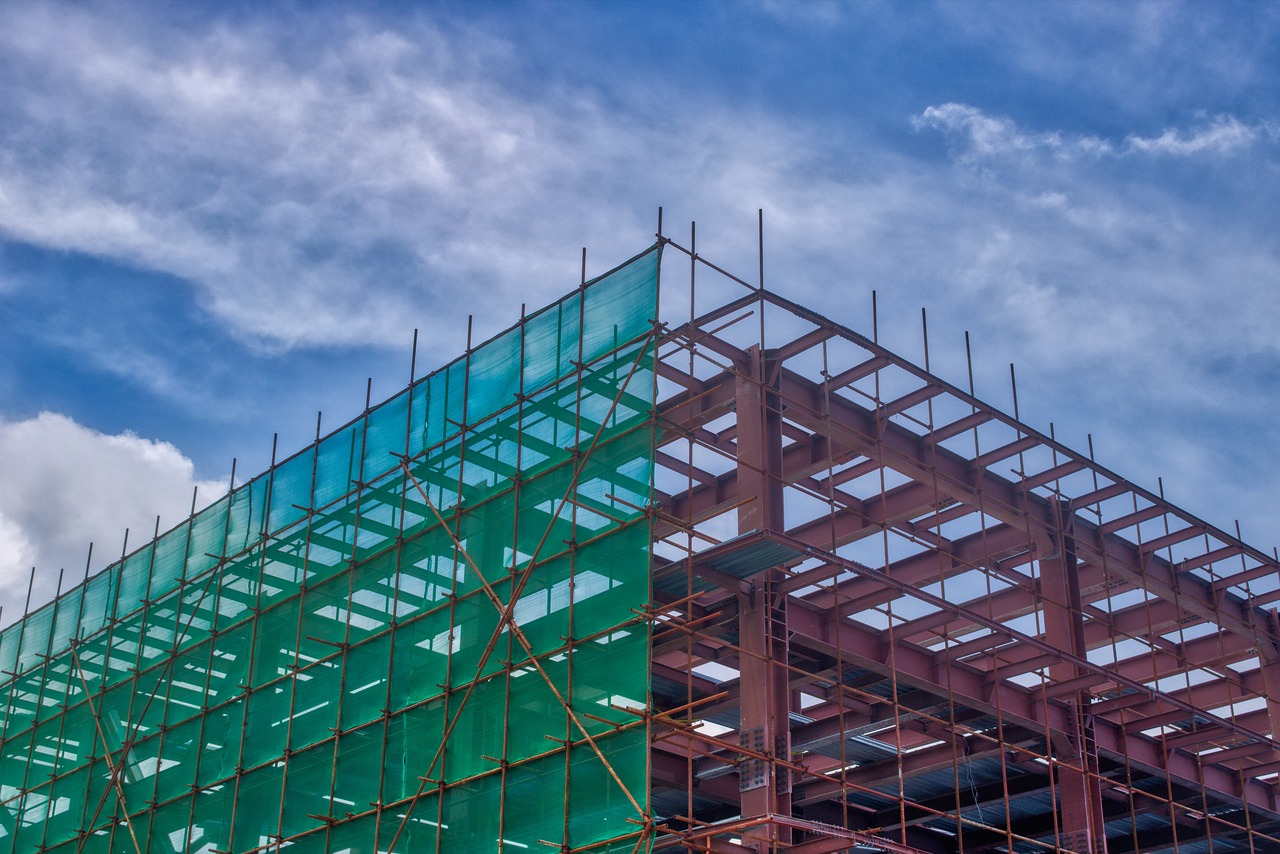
xmin=1 ymin=228 xmax=1278 ymax=853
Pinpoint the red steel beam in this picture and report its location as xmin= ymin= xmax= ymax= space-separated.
xmin=772 ymin=365 xmax=1280 ymax=661
xmin=782 ymin=597 xmax=1280 ymax=816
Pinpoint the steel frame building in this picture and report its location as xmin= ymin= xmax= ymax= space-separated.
xmin=0 ymin=221 xmax=1278 ymax=854
xmin=648 ymin=223 xmax=1280 ymax=854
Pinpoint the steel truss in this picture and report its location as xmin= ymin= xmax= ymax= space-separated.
xmin=645 ymin=225 xmax=1280 ymax=854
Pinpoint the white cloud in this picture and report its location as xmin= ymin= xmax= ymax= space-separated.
xmin=916 ymin=103 xmax=1272 ymax=163
xmin=0 ymin=6 xmax=800 ymax=356
xmin=0 ymin=7 xmax=606 ymax=348
xmin=913 ymin=103 xmax=1113 ymax=161
xmin=1127 ymin=115 xmax=1266 ymax=155
xmin=0 ymin=413 xmax=224 ymax=618
xmin=0 ymin=513 xmax=35 ymax=602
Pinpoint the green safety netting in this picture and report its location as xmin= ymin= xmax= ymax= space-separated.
xmin=0 ymin=245 xmax=660 ymax=854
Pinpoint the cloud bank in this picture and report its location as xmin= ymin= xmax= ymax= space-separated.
xmin=0 ymin=5 xmax=804 ymax=354
xmin=0 ymin=413 xmax=223 ymax=613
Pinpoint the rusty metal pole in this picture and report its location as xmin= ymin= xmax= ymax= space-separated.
xmin=1041 ymin=501 xmax=1107 ymax=854
xmin=735 ymin=344 xmax=792 ymax=849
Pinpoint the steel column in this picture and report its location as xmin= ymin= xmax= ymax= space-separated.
xmin=735 ymin=346 xmax=792 ymax=849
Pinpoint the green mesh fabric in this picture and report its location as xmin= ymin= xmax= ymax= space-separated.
xmin=0 ymin=245 xmax=660 ymax=853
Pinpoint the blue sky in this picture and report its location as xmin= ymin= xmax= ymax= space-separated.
xmin=2 ymin=0 xmax=1279 ymax=618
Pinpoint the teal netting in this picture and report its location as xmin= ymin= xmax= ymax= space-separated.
xmin=0 ymin=245 xmax=660 ymax=854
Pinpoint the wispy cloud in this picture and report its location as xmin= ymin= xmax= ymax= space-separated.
xmin=0 ymin=5 xmax=808 ymax=356
xmin=916 ymin=102 xmax=1273 ymax=162
xmin=1126 ymin=115 xmax=1270 ymax=155
xmin=913 ymin=103 xmax=1114 ymax=160
xmin=0 ymin=7 xmax=624 ymax=349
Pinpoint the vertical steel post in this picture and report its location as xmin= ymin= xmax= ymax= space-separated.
xmin=735 ymin=344 xmax=791 ymax=849
xmin=1040 ymin=501 xmax=1107 ymax=854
